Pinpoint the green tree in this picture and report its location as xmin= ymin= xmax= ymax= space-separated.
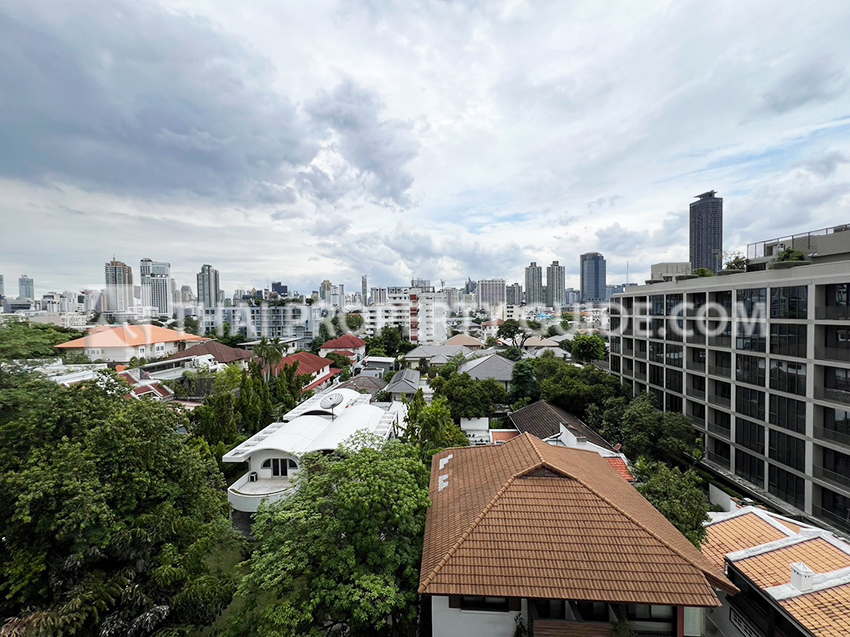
xmin=0 ymin=370 xmax=239 ymax=635
xmin=633 ymin=459 xmax=710 ymax=548
xmin=508 ymin=359 xmax=538 ymax=404
xmin=485 ymin=336 xmax=499 ymax=347
xmin=233 ymin=438 xmax=431 ymax=637
xmin=433 ymin=373 xmax=507 ymax=421
xmin=618 ymin=393 xmax=698 ymax=462
xmin=0 ymin=321 xmax=79 ymax=360
xmin=402 ymin=390 xmax=469 ymax=457
xmin=500 ymin=346 xmax=523 ymax=361
xmin=497 ymin=319 xmax=535 ymax=348
xmin=570 ymin=334 xmax=607 ymax=363
xmin=538 ymin=361 xmax=625 ymax=419
xmin=692 ymin=267 xmax=716 ymax=277
xmin=723 ymin=251 xmax=748 ymax=271
xmin=324 ymin=352 xmax=352 ymax=370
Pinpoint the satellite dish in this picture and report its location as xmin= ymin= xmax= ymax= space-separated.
xmin=320 ymin=393 xmax=344 ymax=411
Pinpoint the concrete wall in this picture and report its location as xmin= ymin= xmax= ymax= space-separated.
xmin=431 ymin=596 xmax=520 ymax=637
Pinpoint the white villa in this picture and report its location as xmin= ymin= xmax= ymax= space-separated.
xmin=222 ymin=388 xmax=406 ymax=512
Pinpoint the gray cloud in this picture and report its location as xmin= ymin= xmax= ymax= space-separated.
xmin=799 ymin=151 xmax=849 ymax=178
xmin=761 ymin=59 xmax=848 ymax=114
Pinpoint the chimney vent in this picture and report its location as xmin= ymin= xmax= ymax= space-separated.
xmin=791 ymin=563 xmax=814 ymax=592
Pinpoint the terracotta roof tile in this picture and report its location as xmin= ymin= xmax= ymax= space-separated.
xmin=735 ymin=538 xmax=850 ymax=589
xmin=604 ymin=457 xmax=634 ymax=482
xmin=779 ymin=583 xmax=850 ymax=637
xmin=163 ymin=340 xmax=253 ymax=364
xmin=56 ymin=325 xmax=207 ymax=349
xmin=419 ymin=434 xmax=735 ymax=606
xmin=273 ymin=351 xmax=330 ymax=377
xmin=319 ymin=334 xmax=366 ymax=350
xmin=702 ymin=513 xmax=789 ymax=570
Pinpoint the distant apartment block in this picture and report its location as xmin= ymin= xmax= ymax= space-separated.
xmin=580 ymin=252 xmax=607 ymax=302
xmin=524 ymin=262 xmax=544 ymax=306
xmin=18 ymin=274 xmax=34 ymax=301
xmin=505 ymin=282 xmax=522 ymax=306
xmin=609 ymin=233 xmax=850 ymax=535
xmin=104 ymin=261 xmax=133 ymax=311
xmin=196 ymin=264 xmax=221 ymax=308
xmin=140 ymin=258 xmax=173 ymax=316
xmin=690 ymin=190 xmax=723 ymax=273
xmin=477 ymin=278 xmax=506 ymax=317
xmin=546 ymin=261 xmax=566 ymax=308
xmin=652 ymin=261 xmax=693 ymax=282
xmin=0 ymin=274 xmax=4 ymax=297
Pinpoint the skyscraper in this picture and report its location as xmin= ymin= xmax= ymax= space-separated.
xmin=361 ymin=275 xmax=369 ymax=304
xmin=319 ymin=280 xmax=333 ymax=302
xmin=104 ymin=260 xmax=133 ymax=311
xmin=689 ymin=190 xmax=723 ymax=273
xmin=524 ymin=262 xmax=544 ymax=305
xmin=477 ymin=279 xmax=506 ymax=316
xmin=506 ymin=282 xmax=522 ymax=306
xmin=140 ymin=258 xmax=173 ymax=316
xmin=546 ymin=261 xmax=566 ymax=308
xmin=196 ymin=264 xmax=221 ymax=308
xmin=580 ymin=253 xmax=607 ymax=303
xmin=18 ymin=275 xmax=34 ymax=300
xmin=0 ymin=274 xmax=5 ymax=298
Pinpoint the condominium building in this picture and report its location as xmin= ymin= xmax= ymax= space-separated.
xmin=580 ymin=252 xmax=607 ymax=303
xmin=361 ymin=275 xmax=368 ymax=304
xmin=477 ymin=278 xmax=506 ymax=317
xmin=690 ymin=190 xmax=723 ymax=273
xmin=202 ymin=303 xmax=324 ymax=349
xmin=370 ymin=287 xmax=388 ymax=306
xmin=0 ymin=274 xmax=4 ymax=297
xmin=140 ymin=258 xmax=173 ymax=316
xmin=546 ymin=261 xmax=566 ymax=308
xmin=609 ymin=234 xmax=850 ymax=535
xmin=319 ymin=279 xmax=333 ymax=302
xmin=652 ymin=262 xmax=692 ymax=282
xmin=18 ymin=275 xmax=34 ymax=301
xmin=104 ymin=261 xmax=133 ymax=311
xmin=524 ymin=262 xmax=544 ymax=306
xmin=196 ymin=264 xmax=221 ymax=308
xmin=505 ymin=282 xmax=522 ymax=306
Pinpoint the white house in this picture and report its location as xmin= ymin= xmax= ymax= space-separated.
xmin=222 ymin=388 xmax=405 ymax=512
xmin=55 ymin=324 xmax=207 ymax=363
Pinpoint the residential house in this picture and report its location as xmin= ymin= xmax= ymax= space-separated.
xmin=457 ymin=354 xmax=515 ymax=390
xmin=403 ymin=345 xmax=471 ymax=370
xmin=336 ymin=375 xmax=387 ymax=399
xmin=222 ymin=388 xmax=404 ymax=512
xmin=443 ymin=333 xmax=483 ymax=349
xmin=272 ymin=351 xmax=342 ymax=393
xmin=480 ymin=318 xmax=505 ymax=341
xmin=319 ymin=333 xmax=368 ymax=362
xmin=509 ymin=401 xmax=633 ymax=481
xmin=420 ymin=434 xmax=736 ymax=636
xmin=384 ymin=368 xmax=422 ymax=402
xmin=701 ymin=505 xmax=850 ymax=637
xmin=55 ymin=324 xmax=207 ymax=363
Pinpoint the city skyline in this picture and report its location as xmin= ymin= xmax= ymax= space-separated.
xmin=2 ymin=2 xmax=849 ymax=295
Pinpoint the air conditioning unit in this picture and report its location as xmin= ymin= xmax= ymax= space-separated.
xmin=248 ymin=472 xmax=258 ymax=482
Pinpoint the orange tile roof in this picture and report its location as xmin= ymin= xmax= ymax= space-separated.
xmin=273 ymin=351 xmax=331 ymax=377
xmin=702 ymin=513 xmax=790 ymax=570
xmin=319 ymin=334 xmax=367 ymax=350
xmin=604 ymin=457 xmax=634 ymax=482
xmin=419 ymin=434 xmax=735 ymax=607
xmin=735 ymin=539 xmax=850 ymax=589
xmin=779 ymin=582 xmax=850 ymax=637
xmin=491 ymin=430 xmax=521 ymax=443
xmin=56 ymin=325 xmax=206 ymax=349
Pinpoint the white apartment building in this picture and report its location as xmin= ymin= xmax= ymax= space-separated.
xmin=203 ymin=303 xmax=325 ymax=349
xmin=140 ymin=258 xmax=173 ymax=316
xmin=477 ymin=278 xmax=506 ymax=319
xmin=610 ymin=227 xmax=850 ymax=535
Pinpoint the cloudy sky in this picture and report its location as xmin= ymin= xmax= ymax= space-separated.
xmin=2 ymin=0 xmax=850 ymax=297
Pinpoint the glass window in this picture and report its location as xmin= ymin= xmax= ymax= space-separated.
xmin=824 ymin=283 xmax=849 ymax=308
xmin=712 ymin=439 xmax=731 ymax=467
xmin=824 ymin=408 xmax=850 ymax=442
xmin=714 ymin=380 xmax=732 ymax=400
xmin=649 ymin=341 xmax=664 ymax=363
xmin=769 ymin=395 xmax=806 ymax=434
xmin=649 ymin=364 xmax=664 ymax=387
xmin=823 ymin=447 xmax=850 ymax=475
xmin=770 ymin=360 xmax=807 ymax=396
xmin=666 ymin=369 xmax=683 ymax=393
xmin=666 ymin=392 xmax=683 ymax=413
xmin=770 ymin=324 xmax=807 ymax=358
xmin=769 ymin=465 xmax=805 ymax=508
xmin=737 ymin=322 xmax=767 ymax=352
xmin=736 ymin=418 xmax=765 ymax=454
xmin=736 ymin=354 xmax=766 ymax=386
xmin=666 ymin=344 xmax=683 ymax=368
xmin=737 ymin=288 xmax=767 ymax=318
xmin=771 ymin=286 xmax=808 ymax=319
xmin=650 ymin=295 xmax=665 ymax=316
xmin=666 ymin=294 xmax=683 ymax=316
xmin=737 ymin=387 xmax=766 ymax=421
xmin=736 ymin=449 xmax=765 ymax=486
xmin=769 ymin=431 xmax=805 ymax=471
xmin=826 ymin=367 xmax=850 ymax=392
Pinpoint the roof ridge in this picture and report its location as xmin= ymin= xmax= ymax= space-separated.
xmin=527 ymin=433 xmax=547 ymax=464
xmin=419 ymin=473 xmax=519 ymax=594
xmin=555 ymin=459 xmax=736 ymax=594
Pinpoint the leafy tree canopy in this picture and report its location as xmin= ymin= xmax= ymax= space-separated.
xmin=692 ymin=267 xmax=716 ymax=277
xmin=617 ymin=393 xmax=699 ymax=462
xmin=0 ymin=369 xmax=239 ymax=636
xmin=402 ymin=390 xmax=469 ymax=457
xmin=432 ymin=373 xmax=507 ymax=421
xmin=570 ymin=334 xmax=607 ymax=363
xmin=0 ymin=321 xmax=80 ymax=360
xmin=508 ymin=359 xmax=538 ymax=404
xmin=232 ymin=437 xmax=431 ymax=637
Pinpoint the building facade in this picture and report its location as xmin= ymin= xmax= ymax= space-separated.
xmin=505 ymin=282 xmax=522 ymax=306
xmin=609 ymin=259 xmax=850 ymax=535
xmin=104 ymin=261 xmax=133 ymax=311
xmin=524 ymin=262 xmax=544 ymax=306
xmin=18 ymin=275 xmax=34 ymax=300
xmin=140 ymin=258 xmax=173 ymax=316
xmin=580 ymin=252 xmax=607 ymax=303
xmin=690 ymin=190 xmax=724 ymax=273
xmin=196 ymin=264 xmax=220 ymax=308
xmin=0 ymin=274 xmax=4 ymax=297
xmin=477 ymin=278 xmax=506 ymax=317
xmin=546 ymin=261 xmax=566 ymax=308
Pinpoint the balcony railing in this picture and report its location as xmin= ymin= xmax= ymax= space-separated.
xmin=709 ymin=336 xmax=732 ymax=348
xmin=686 ymin=360 xmax=706 ymax=372
xmin=687 ymin=386 xmax=706 ymax=400
xmin=634 ymin=371 xmax=647 ymax=381
xmin=708 ymin=365 xmax=731 ymax=378
xmin=816 ymin=346 xmax=850 ymax=362
xmin=689 ymin=415 xmax=706 ymax=428
xmin=708 ymin=422 xmax=731 ymax=439
xmin=814 ymin=425 xmax=850 ymax=447
xmin=622 ymin=368 xmax=633 ymax=377
xmin=814 ymin=465 xmax=850 ymax=490
xmin=813 ymin=504 xmax=850 ymax=533
xmin=711 ymin=395 xmax=731 ymax=409
xmin=706 ymin=451 xmax=731 ymax=468
xmin=817 ymin=306 xmax=850 ymax=320
xmin=816 ymin=387 xmax=850 ymax=406
xmin=634 ymin=350 xmax=647 ymax=360
xmin=687 ymin=332 xmax=706 ymax=345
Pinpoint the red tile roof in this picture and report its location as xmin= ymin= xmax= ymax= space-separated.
xmin=303 ymin=368 xmax=342 ymax=392
xmin=273 ymin=351 xmax=331 ymax=377
xmin=702 ymin=512 xmax=790 ymax=570
xmin=56 ymin=325 xmax=207 ymax=349
xmin=164 ymin=340 xmax=253 ymax=364
xmin=604 ymin=457 xmax=634 ymax=482
xmin=319 ymin=334 xmax=367 ymax=350
xmin=419 ymin=434 xmax=735 ymax=606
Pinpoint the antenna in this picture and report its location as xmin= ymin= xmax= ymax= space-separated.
xmin=319 ymin=393 xmax=345 ymax=421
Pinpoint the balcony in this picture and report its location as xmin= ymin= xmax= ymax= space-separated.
xmin=813 ymin=504 xmax=850 ymax=533
xmin=710 ymin=395 xmax=731 ymax=409
xmin=816 ymin=346 xmax=850 ymax=363
xmin=686 ymin=360 xmax=706 ymax=372
xmin=814 ymin=465 xmax=850 ymax=490
xmin=227 ymin=473 xmax=296 ymax=513
xmin=622 ymin=367 xmax=633 ymax=378
xmin=816 ymin=387 xmax=850 ymax=406
xmin=708 ymin=365 xmax=731 ymax=378
xmin=686 ymin=386 xmax=706 ymax=400
xmin=689 ymin=415 xmax=706 ymax=428
xmin=708 ymin=422 xmax=731 ymax=439
xmin=687 ymin=332 xmax=706 ymax=345
xmin=623 ymin=348 xmax=634 ymax=357
xmin=709 ymin=335 xmax=732 ymax=348
xmin=634 ymin=350 xmax=647 ymax=360
xmin=634 ymin=371 xmax=647 ymax=381
xmin=817 ymin=306 xmax=850 ymax=320
xmin=814 ymin=425 xmax=850 ymax=448
xmin=706 ymin=451 xmax=731 ymax=468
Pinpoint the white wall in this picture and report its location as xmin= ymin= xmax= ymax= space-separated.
xmin=431 ymin=596 xmax=519 ymax=637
